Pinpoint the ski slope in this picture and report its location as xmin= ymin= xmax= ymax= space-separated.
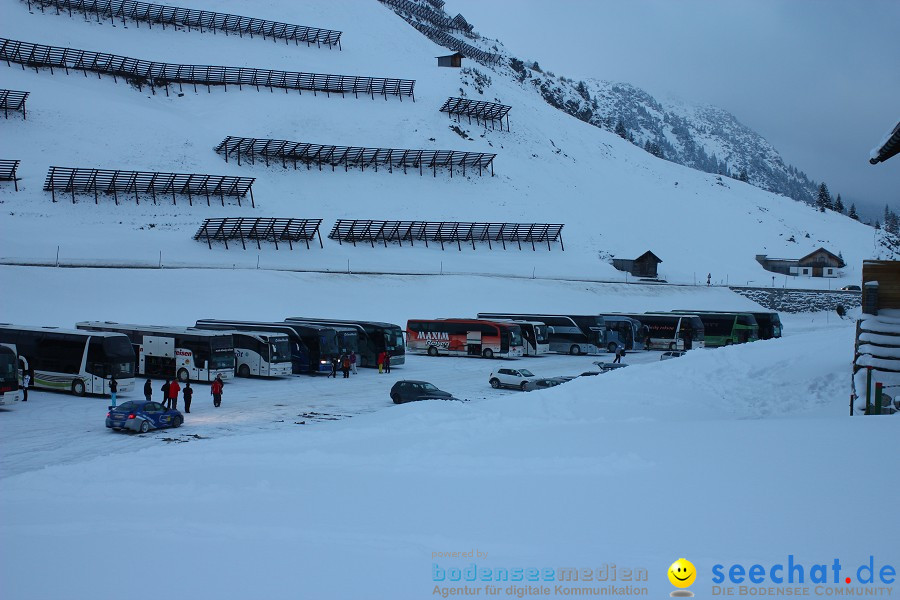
xmin=0 ymin=0 xmax=877 ymax=285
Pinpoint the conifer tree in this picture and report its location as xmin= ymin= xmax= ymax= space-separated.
xmin=848 ymin=203 xmax=859 ymax=220
xmin=816 ymin=183 xmax=831 ymax=212
xmin=615 ymin=119 xmax=627 ymax=139
xmin=834 ymin=194 xmax=844 ymax=214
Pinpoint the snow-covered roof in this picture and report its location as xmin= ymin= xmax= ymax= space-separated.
xmin=869 ymin=121 xmax=900 ymax=164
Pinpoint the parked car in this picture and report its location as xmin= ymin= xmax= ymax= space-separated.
xmin=660 ymin=351 xmax=686 ymax=360
xmin=579 ymin=371 xmax=601 ymax=377
xmin=526 ymin=377 xmax=568 ymax=391
xmin=390 ymin=380 xmax=459 ymax=404
xmin=106 ymin=400 xmax=183 ymax=433
xmin=592 ymin=362 xmax=628 ymax=373
xmin=489 ymin=368 xmax=538 ymax=391
xmin=840 ymin=285 xmax=861 ymax=291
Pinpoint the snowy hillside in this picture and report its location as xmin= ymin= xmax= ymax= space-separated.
xmin=0 ymin=0 xmax=879 ymax=286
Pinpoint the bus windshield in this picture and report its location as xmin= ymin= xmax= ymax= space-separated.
xmin=533 ymin=325 xmax=549 ymax=343
xmin=0 ymin=349 xmax=17 ymax=388
xmin=384 ymin=328 xmax=404 ymax=351
xmin=507 ymin=327 xmax=523 ymax=347
xmin=209 ymin=336 xmax=236 ymax=370
xmin=320 ymin=332 xmax=340 ymax=356
xmin=102 ymin=336 xmax=136 ymax=378
xmin=269 ymin=338 xmax=292 ymax=363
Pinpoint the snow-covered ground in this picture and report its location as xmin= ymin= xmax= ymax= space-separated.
xmin=1 ymin=265 xmax=896 ymax=599
xmin=1 ymin=0 xmax=896 ymax=598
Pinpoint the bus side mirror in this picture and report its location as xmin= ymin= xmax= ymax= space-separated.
xmin=204 ymin=361 xmax=209 ymax=371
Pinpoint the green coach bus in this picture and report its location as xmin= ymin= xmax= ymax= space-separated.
xmin=671 ymin=311 xmax=758 ymax=347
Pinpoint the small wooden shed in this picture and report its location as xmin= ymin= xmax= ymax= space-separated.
xmin=437 ymin=52 xmax=464 ymax=68
xmin=612 ymin=250 xmax=663 ymax=278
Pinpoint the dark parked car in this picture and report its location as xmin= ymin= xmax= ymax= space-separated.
xmin=525 ymin=377 xmax=568 ymax=391
xmin=592 ymin=362 xmax=629 ymax=373
xmin=106 ymin=400 xmax=183 ymax=433
xmin=390 ymin=380 xmax=460 ymax=404
xmin=840 ymin=285 xmax=861 ymax=291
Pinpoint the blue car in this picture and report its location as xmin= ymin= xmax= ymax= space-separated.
xmin=106 ymin=400 xmax=183 ymax=433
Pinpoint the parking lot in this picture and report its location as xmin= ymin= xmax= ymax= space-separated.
xmin=0 ymin=349 xmax=667 ymax=478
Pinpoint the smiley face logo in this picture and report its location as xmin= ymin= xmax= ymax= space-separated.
xmin=668 ymin=558 xmax=696 ymax=588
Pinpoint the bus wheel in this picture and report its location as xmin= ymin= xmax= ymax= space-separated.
xmin=238 ymin=364 xmax=250 ymax=378
xmin=427 ymin=346 xmax=439 ymax=357
xmin=569 ymin=345 xmax=581 ymax=355
xmin=607 ymin=342 xmax=618 ymax=353
xmin=71 ymin=379 xmax=85 ymax=396
xmin=482 ymin=348 xmax=494 ymax=359
xmin=725 ymin=340 xmax=733 ymax=346
xmin=177 ymin=368 xmax=190 ymax=382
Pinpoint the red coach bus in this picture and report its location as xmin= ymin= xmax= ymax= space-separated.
xmin=406 ymin=319 xmax=525 ymax=359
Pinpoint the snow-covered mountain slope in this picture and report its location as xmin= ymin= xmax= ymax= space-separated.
xmin=0 ymin=0 xmax=879 ymax=286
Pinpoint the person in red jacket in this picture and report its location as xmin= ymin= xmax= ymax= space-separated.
xmin=168 ymin=379 xmax=181 ymax=411
xmin=211 ymin=374 xmax=224 ymax=407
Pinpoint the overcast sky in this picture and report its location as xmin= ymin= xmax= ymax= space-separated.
xmin=447 ymin=0 xmax=899 ymax=222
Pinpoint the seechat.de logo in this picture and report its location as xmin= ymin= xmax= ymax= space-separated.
xmin=668 ymin=558 xmax=696 ymax=597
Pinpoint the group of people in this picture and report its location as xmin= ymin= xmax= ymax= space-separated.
xmin=329 ymin=350 xmax=358 ymax=378
xmin=328 ymin=350 xmax=393 ymax=377
xmin=142 ymin=373 xmax=225 ymax=412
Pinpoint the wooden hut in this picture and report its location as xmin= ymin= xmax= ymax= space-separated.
xmin=437 ymin=52 xmax=464 ymax=68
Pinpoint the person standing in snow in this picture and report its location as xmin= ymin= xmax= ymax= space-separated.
xmin=341 ymin=352 xmax=351 ymax=378
xmin=377 ymin=351 xmax=385 ymax=374
xmin=349 ymin=351 xmax=358 ymax=375
xmin=143 ymin=377 xmax=153 ymax=402
xmin=612 ymin=348 xmax=622 ymax=364
xmin=383 ymin=351 xmax=391 ymax=374
xmin=22 ymin=371 xmax=30 ymax=402
xmin=330 ymin=356 xmax=339 ymax=378
xmin=211 ymin=374 xmax=224 ymax=407
xmin=109 ymin=375 xmax=118 ymax=407
xmin=168 ymin=378 xmax=181 ymax=411
xmin=182 ymin=382 xmax=193 ymax=414
xmin=161 ymin=378 xmax=170 ymax=406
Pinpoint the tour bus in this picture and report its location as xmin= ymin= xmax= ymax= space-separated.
xmin=195 ymin=320 xmax=338 ymax=374
xmin=601 ymin=315 xmax=645 ymax=351
xmin=189 ymin=330 xmax=292 ymax=378
xmin=76 ymin=322 xmax=234 ymax=382
xmin=476 ymin=313 xmax=607 ymax=355
xmin=0 ymin=324 xmax=136 ymax=396
xmin=674 ymin=310 xmax=781 ymax=340
xmin=0 ymin=343 xmax=21 ymax=404
xmin=486 ymin=319 xmax=550 ymax=356
xmin=611 ymin=314 xmax=706 ymax=351
xmin=284 ymin=318 xmax=406 ymax=368
xmin=750 ymin=312 xmax=782 ymax=340
xmin=287 ymin=321 xmax=359 ymax=357
xmin=406 ymin=319 xmax=524 ymax=358
xmin=670 ymin=311 xmax=758 ymax=347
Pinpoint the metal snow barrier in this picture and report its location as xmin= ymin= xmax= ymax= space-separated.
xmin=328 ymin=220 xmax=565 ymax=251
xmin=406 ymin=21 xmax=499 ymax=64
xmin=43 ymin=166 xmax=256 ymax=206
xmin=23 ymin=0 xmax=343 ymax=48
xmin=0 ymin=89 xmax=29 ymax=118
xmin=439 ymin=97 xmax=511 ymax=130
xmin=193 ymin=218 xmax=323 ymax=250
xmin=0 ymin=38 xmax=414 ymax=99
xmin=215 ymin=136 xmax=496 ymax=177
xmin=0 ymin=160 xmax=21 ymax=191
